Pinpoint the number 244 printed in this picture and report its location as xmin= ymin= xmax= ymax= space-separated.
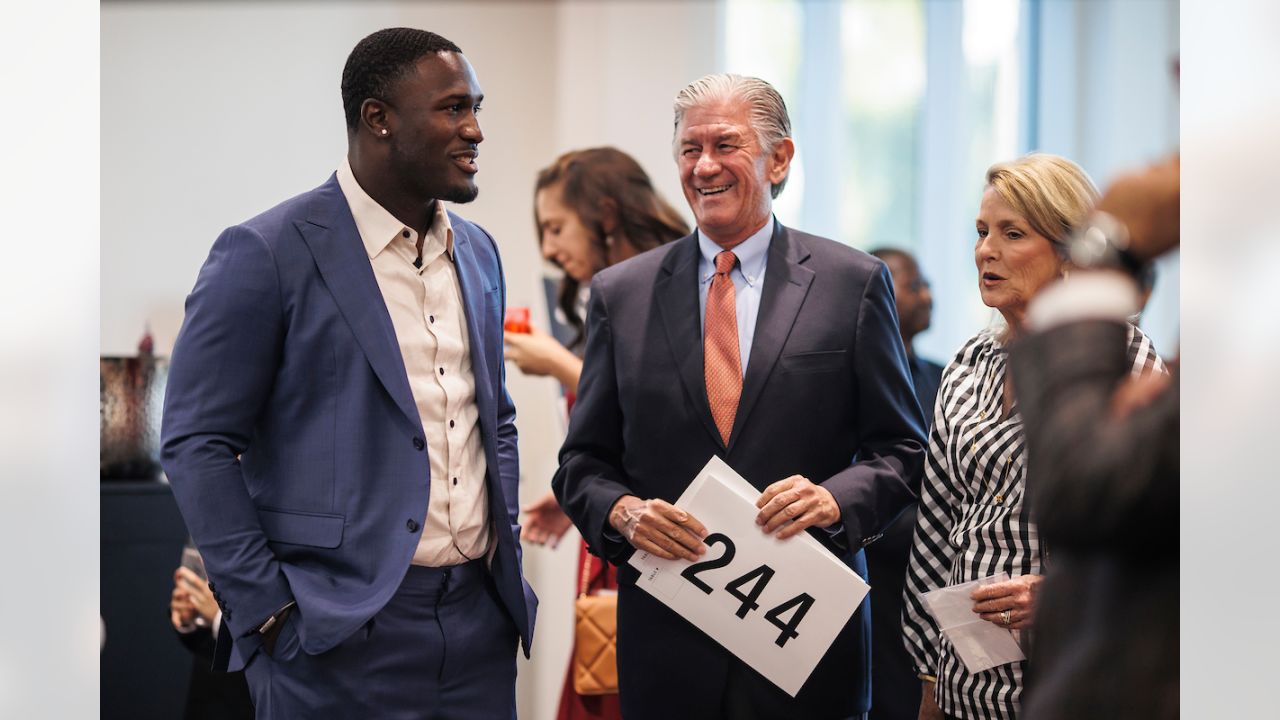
xmin=679 ymin=532 xmax=815 ymax=648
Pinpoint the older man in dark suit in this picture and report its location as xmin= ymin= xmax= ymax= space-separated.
xmin=553 ymin=73 xmax=926 ymax=720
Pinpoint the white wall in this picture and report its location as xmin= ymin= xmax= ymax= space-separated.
xmin=102 ymin=2 xmax=721 ymax=718
xmin=550 ymin=0 xmax=721 ymax=221
xmin=102 ymin=1 xmax=560 ymax=358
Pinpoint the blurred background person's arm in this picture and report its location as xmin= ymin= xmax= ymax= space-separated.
xmin=504 ymin=325 xmax=584 ymax=392
xmin=1015 ymin=155 xmax=1179 ymax=551
xmin=168 ymin=567 xmax=255 ymax=719
xmin=506 ymin=326 xmax=585 ymax=548
xmin=173 ymin=567 xmax=221 ymax=634
xmin=1010 ymin=155 xmax=1179 ymax=720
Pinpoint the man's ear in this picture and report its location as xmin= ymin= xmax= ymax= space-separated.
xmin=766 ymin=137 xmax=796 ymax=185
xmin=361 ymin=98 xmax=392 ymax=138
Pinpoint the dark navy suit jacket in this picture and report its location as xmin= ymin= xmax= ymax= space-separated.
xmin=161 ymin=175 xmax=536 ymax=672
xmin=553 ymin=224 xmax=925 ymax=718
xmin=866 ymin=351 xmax=943 ymax=720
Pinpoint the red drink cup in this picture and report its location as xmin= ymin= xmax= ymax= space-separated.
xmin=504 ymin=306 xmax=531 ymax=334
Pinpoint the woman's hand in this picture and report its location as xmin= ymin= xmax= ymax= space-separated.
xmin=169 ymin=584 xmax=196 ymax=631
xmin=520 ymin=491 xmax=575 ymax=548
xmin=918 ymin=680 xmax=944 ymax=720
xmin=970 ymin=574 xmax=1043 ymax=630
xmin=503 ymin=325 xmax=582 ymax=389
xmin=175 ymin=567 xmax=219 ymax=626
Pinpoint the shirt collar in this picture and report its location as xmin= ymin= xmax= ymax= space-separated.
xmin=697 ymin=216 xmax=774 ymax=287
xmin=335 ymin=157 xmax=454 ymax=262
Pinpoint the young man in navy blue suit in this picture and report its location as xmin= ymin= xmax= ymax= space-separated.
xmin=553 ymin=74 xmax=926 ymax=719
xmin=162 ymin=28 xmax=535 ymax=718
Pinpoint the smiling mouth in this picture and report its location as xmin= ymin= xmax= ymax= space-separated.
xmin=697 ymin=184 xmax=732 ymax=196
xmin=451 ymin=150 xmax=478 ymax=173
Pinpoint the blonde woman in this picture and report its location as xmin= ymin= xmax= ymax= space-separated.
xmin=902 ymin=154 xmax=1165 ymax=720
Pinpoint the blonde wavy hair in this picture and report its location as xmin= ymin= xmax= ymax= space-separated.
xmin=985 ymin=153 xmax=1099 ymax=253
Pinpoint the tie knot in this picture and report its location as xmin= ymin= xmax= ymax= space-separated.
xmin=715 ymin=251 xmax=737 ymax=276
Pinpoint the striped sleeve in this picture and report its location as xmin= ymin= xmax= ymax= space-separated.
xmin=1126 ymin=323 xmax=1167 ymax=377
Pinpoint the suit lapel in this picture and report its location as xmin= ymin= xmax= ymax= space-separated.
xmin=296 ymin=176 xmax=421 ymax=430
xmin=448 ymin=219 xmax=495 ymax=437
xmin=729 ymin=224 xmax=813 ymax=451
xmin=655 ymin=234 xmax=725 ymax=447
xmin=449 ymin=218 xmax=511 ymax=523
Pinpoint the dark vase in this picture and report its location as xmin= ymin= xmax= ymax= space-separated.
xmin=100 ymin=355 xmax=169 ymax=480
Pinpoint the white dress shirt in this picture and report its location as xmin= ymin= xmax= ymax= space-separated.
xmin=336 ymin=159 xmax=491 ymax=566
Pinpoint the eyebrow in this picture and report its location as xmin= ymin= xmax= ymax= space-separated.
xmin=975 ymin=218 xmax=1025 ymax=228
xmin=681 ymin=129 xmax=747 ymax=145
xmin=440 ymin=92 xmax=483 ymax=104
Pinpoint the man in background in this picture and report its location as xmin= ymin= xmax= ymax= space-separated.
xmin=866 ymin=247 xmax=944 ymax=720
xmin=870 ymin=248 xmax=944 ymax=415
xmin=161 ymin=28 xmax=535 ymax=718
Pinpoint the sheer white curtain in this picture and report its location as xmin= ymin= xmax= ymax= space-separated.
xmin=723 ymin=0 xmax=1179 ymax=362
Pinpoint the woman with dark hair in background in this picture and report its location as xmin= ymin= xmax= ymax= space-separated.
xmin=504 ymin=146 xmax=687 ymax=720
xmin=901 ymin=153 xmax=1165 ymax=720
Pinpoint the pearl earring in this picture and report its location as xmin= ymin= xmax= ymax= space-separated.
xmin=381 ymin=129 xmax=388 ymax=136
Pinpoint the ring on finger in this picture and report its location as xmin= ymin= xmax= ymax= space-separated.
xmin=1000 ymin=610 xmax=1011 ymax=626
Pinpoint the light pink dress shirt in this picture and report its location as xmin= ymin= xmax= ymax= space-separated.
xmin=336 ymin=159 xmax=491 ymax=566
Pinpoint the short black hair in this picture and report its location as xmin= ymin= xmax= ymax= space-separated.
xmin=869 ymin=247 xmax=915 ymax=266
xmin=341 ymin=28 xmax=463 ymax=131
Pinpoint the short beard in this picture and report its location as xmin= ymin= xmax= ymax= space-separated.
xmin=388 ymin=139 xmax=480 ymax=205
xmin=440 ymin=184 xmax=479 ymax=204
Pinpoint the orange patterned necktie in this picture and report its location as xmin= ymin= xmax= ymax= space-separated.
xmin=704 ymin=250 xmax=742 ymax=444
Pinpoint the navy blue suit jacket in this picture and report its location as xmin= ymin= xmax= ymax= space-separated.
xmin=161 ymin=175 xmax=536 ymax=672
xmin=553 ymin=225 xmax=925 ymax=717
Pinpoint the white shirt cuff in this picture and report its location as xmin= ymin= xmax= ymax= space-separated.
xmin=1026 ymin=272 xmax=1139 ymax=331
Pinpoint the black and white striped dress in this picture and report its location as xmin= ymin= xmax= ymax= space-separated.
xmin=901 ymin=324 xmax=1163 ymax=719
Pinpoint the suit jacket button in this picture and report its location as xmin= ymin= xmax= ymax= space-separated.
xmin=413 ymin=437 xmax=425 ymax=451
xmin=406 ymin=519 xmax=420 ymax=533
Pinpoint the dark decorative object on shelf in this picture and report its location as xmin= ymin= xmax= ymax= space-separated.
xmin=101 ymin=328 xmax=169 ymax=480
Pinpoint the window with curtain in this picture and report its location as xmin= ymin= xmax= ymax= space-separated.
xmin=724 ymin=0 xmax=1027 ymax=362
xmin=724 ymin=0 xmax=1178 ymax=360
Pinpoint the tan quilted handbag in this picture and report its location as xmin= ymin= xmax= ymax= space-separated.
xmin=572 ymin=552 xmax=618 ymax=696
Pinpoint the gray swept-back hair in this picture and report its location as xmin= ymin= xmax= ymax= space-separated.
xmin=672 ymin=73 xmax=793 ymax=198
